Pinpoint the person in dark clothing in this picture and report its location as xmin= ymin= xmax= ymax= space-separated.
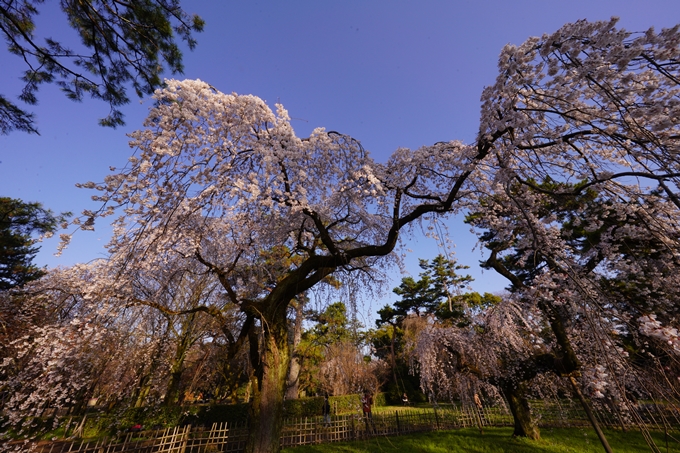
xmin=361 ymin=392 xmax=373 ymax=417
xmin=322 ymin=395 xmax=331 ymax=426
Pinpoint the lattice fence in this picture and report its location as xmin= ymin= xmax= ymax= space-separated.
xmin=278 ymin=405 xmax=512 ymax=447
xmin=29 ymin=401 xmax=680 ymax=453
xmin=33 ymin=423 xmax=248 ymax=453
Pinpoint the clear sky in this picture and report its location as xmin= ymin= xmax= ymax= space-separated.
xmin=2 ymin=0 xmax=679 ymax=317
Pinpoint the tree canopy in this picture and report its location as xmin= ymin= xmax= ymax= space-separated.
xmin=391 ymin=254 xmax=473 ymax=319
xmin=74 ymin=19 xmax=680 ymax=452
xmin=0 ymin=0 xmax=204 ymax=134
xmin=68 ymin=77 xmax=480 ymax=453
xmin=437 ymin=18 xmax=680 ymax=449
xmin=4 ymin=18 xmax=680 ymax=453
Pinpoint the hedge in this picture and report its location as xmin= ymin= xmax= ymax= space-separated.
xmin=17 ymin=393 xmax=390 ymax=439
xmin=282 ymin=393 xmax=386 ymax=418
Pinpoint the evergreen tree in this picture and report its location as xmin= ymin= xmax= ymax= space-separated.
xmin=0 ymin=197 xmax=67 ymax=289
xmin=1 ymin=0 xmax=204 ymax=133
xmin=393 ymin=254 xmax=473 ymax=319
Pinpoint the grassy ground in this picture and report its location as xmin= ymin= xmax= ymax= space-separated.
xmin=282 ymin=427 xmax=680 ymax=453
xmin=370 ymin=405 xmax=435 ymax=415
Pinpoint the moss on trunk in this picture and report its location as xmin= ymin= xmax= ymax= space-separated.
xmin=502 ymin=382 xmax=540 ymax=440
xmin=246 ymin=309 xmax=290 ymax=453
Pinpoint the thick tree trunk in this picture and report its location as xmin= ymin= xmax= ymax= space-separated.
xmin=285 ymin=299 xmax=304 ymax=400
xmin=502 ymin=382 xmax=540 ymax=440
xmin=164 ymin=313 xmax=197 ymax=406
xmin=247 ymin=312 xmax=290 ymax=453
xmin=285 ymin=356 xmax=301 ymax=400
xmin=134 ymin=374 xmax=152 ymax=408
xmin=164 ymin=370 xmax=183 ymax=406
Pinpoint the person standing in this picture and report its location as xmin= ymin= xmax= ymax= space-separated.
xmin=361 ymin=391 xmax=375 ymax=433
xmin=362 ymin=392 xmax=373 ymax=418
xmin=322 ymin=395 xmax=331 ymax=426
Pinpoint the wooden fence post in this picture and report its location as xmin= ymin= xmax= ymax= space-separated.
xmin=40 ymin=398 xmax=667 ymax=452
xmin=179 ymin=424 xmax=190 ymax=453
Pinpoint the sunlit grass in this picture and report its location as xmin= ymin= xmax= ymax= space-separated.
xmin=371 ymin=404 xmax=438 ymax=414
xmin=282 ymin=427 xmax=680 ymax=453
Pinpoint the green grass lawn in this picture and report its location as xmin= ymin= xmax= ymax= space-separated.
xmin=282 ymin=427 xmax=680 ymax=453
xmin=371 ymin=404 xmax=442 ymax=413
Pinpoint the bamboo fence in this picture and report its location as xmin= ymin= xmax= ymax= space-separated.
xmin=27 ymin=400 xmax=680 ymax=453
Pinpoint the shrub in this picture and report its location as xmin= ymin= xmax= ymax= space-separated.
xmin=374 ymin=392 xmax=387 ymax=407
xmin=183 ymin=403 xmax=249 ymax=425
xmin=283 ymin=397 xmax=324 ymax=418
xmin=282 ymin=393 xmax=387 ymax=418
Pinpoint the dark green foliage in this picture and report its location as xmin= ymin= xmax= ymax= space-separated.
xmin=185 ymin=403 xmax=250 ymax=425
xmin=439 ymin=291 xmax=501 ymax=322
xmin=308 ymin=302 xmax=359 ymax=344
xmin=373 ymin=255 xmax=476 ymax=403
xmin=283 ymin=394 xmax=386 ymax=418
xmin=326 ymin=394 xmax=362 ymax=413
xmin=467 ymin=177 xmax=599 ymax=291
xmin=469 ymin=177 xmax=680 ymax=372
xmin=372 ymin=392 xmax=387 ymax=408
xmin=299 ymin=302 xmax=367 ymax=396
xmin=381 ymin=367 xmax=425 ymax=405
xmin=392 ymin=255 xmax=473 ymax=318
xmin=111 ymin=405 xmax=185 ymax=431
xmin=91 ymin=395 xmax=385 ymax=432
xmin=0 ymin=0 xmax=204 ymax=134
xmin=0 ymin=197 xmax=68 ymax=289
xmin=9 ymin=406 xmax=190 ymax=438
xmin=7 ymin=394 xmax=390 ymax=440
xmin=77 ymin=404 xmax=248 ymax=434
xmin=283 ymin=396 xmax=327 ymax=418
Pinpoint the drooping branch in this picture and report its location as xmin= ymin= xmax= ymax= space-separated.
xmin=128 ymin=296 xmax=236 ymax=345
xmin=194 ymin=249 xmax=241 ymax=305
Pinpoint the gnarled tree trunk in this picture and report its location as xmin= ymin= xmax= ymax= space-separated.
xmin=285 ymin=298 xmax=304 ymax=400
xmin=501 ymin=382 xmax=540 ymax=440
xmin=246 ymin=306 xmax=290 ymax=453
xmin=164 ymin=313 xmax=197 ymax=406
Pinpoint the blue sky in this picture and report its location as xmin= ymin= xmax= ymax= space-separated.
xmin=2 ymin=0 xmax=680 ymax=317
